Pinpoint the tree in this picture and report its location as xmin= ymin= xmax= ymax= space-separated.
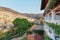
xmin=13 ymin=18 xmax=34 ymax=36
xmin=4 ymin=29 xmax=13 ymax=40
xmin=0 ymin=31 xmax=5 ymax=40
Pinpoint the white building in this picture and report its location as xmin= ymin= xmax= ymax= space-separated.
xmin=44 ymin=5 xmax=60 ymax=40
xmin=44 ymin=5 xmax=60 ymax=24
xmin=41 ymin=0 xmax=60 ymax=40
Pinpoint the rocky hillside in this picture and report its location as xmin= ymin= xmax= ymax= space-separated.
xmin=0 ymin=7 xmax=36 ymax=25
xmin=20 ymin=13 xmax=42 ymax=19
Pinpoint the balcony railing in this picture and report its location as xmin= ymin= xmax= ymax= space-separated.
xmin=44 ymin=20 xmax=60 ymax=25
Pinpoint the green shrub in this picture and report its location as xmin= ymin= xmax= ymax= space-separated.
xmin=13 ymin=18 xmax=34 ymax=36
xmin=4 ymin=29 xmax=13 ymax=40
xmin=44 ymin=33 xmax=52 ymax=40
xmin=26 ymin=30 xmax=44 ymax=35
xmin=33 ymin=30 xmax=44 ymax=35
xmin=0 ymin=31 xmax=5 ymax=40
xmin=1 ymin=18 xmax=34 ymax=40
xmin=26 ymin=31 xmax=32 ymax=35
xmin=46 ymin=22 xmax=60 ymax=35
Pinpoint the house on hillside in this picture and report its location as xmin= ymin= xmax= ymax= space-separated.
xmin=41 ymin=0 xmax=60 ymax=40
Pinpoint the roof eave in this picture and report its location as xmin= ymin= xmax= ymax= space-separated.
xmin=43 ymin=0 xmax=57 ymax=16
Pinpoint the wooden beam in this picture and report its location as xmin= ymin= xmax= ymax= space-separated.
xmin=43 ymin=0 xmax=57 ymax=16
xmin=44 ymin=5 xmax=60 ymax=16
xmin=56 ymin=12 xmax=60 ymax=15
xmin=53 ymin=5 xmax=60 ymax=11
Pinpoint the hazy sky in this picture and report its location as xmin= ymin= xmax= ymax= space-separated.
xmin=0 ymin=0 xmax=44 ymax=13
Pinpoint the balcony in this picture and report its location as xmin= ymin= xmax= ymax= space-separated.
xmin=44 ymin=20 xmax=60 ymax=25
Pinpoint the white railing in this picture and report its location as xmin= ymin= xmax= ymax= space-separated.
xmin=44 ymin=20 xmax=60 ymax=25
xmin=44 ymin=23 xmax=55 ymax=40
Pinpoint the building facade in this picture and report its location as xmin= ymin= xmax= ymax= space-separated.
xmin=41 ymin=0 xmax=60 ymax=40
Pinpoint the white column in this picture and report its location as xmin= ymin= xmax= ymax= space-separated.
xmin=47 ymin=14 xmax=50 ymax=20
xmin=46 ymin=15 xmax=48 ymax=20
xmin=44 ymin=15 xmax=47 ymax=21
xmin=51 ymin=11 xmax=56 ymax=20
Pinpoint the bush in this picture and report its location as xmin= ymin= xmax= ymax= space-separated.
xmin=26 ymin=30 xmax=44 ymax=35
xmin=4 ymin=29 xmax=13 ymax=40
xmin=26 ymin=31 xmax=32 ymax=35
xmin=0 ymin=18 xmax=34 ymax=40
xmin=0 ymin=31 xmax=5 ymax=40
xmin=33 ymin=30 xmax=44 ymax=35
xmin=13 ymin=18 xmax=34 ymax=36
xmin=44 ymin=33 xmax=52 ymax=40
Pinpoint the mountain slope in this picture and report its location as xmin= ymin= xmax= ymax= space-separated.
xmin=0 ymin=7 xmax=36 ymax=24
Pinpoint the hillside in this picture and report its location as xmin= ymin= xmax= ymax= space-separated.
xmin=0 ymin=7 xmax=36 ymax=25
xmin=20 ymin=13 xmax=42 ymax=19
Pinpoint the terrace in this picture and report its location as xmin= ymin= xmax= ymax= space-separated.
xmin=41 ymin=0 xmax=60 ymax=40
xmin=44 ymin=5 xmax=60 ymax=24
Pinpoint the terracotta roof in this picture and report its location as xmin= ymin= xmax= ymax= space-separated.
xmin=29 ymin=24 xmax=44 ymax=31
xmin=29 ymin=25 xmax=35 ymax=31
xmin=28 ymin=33 xmax=43 ymax=40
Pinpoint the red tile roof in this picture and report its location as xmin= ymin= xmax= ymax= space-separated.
xmin=29 ymin=25 xmax=35 ymax=31
xmin=28 ymin=33 xmax=44 ymax=40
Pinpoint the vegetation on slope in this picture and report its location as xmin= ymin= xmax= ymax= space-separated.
xmin=0 ymin=18 xmax=34 ymax=40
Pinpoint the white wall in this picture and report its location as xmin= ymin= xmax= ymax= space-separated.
xmin=44 ymin=11 xmax=60 ymax=40
xmin=44 ymin=11 xmax=60 ymax=20
xmin=44 ymin=11 xmax=60 ymax=24
xmin=44 ymin=24 xmax=55 ymax=40
xmin=55 ymin=15 xmax=60 ymax=20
